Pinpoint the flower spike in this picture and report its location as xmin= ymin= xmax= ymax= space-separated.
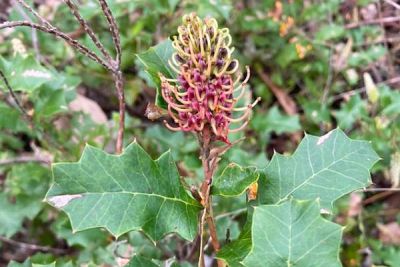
xmin=161 ymin=13 xmax=259 ymax=142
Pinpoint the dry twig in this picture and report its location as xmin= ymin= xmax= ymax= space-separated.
xmin=1 ymin=0 xmax=126 ymax=154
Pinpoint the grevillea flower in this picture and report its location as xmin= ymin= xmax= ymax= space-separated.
xmin=160 ymin=13 xmax=260 ymax=143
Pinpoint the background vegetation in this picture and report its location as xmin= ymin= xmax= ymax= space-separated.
xmin=0 ymin=0 xmax=399 ymax=266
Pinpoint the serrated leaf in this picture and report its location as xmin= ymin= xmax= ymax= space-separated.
xmin=136 ymin=39 xmax=176 ymax=109
xmin=212 ymin=164 xmax=259 ymax=197
xmin=258 ymin=128 xmax=379 ymax=210
xmin=45 ymin=142 xmax=201 ymax=241
xmin=242 ymin=199 xmax=342 ymax=267
xmin=218 ymin=129 xmax=378 ymax=265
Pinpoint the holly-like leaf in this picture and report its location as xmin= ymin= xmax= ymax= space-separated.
xmin=136 ymin=39 xmax=176 ymax=109
xmin=218 ymin=129 xmax=379 ymax=265
xmin=212 ymin=164 xmax=259 ymax=197
xmin=242 ymin=199 xmax=342 ymax=267
xmin=46 ymin=142 xmax=201 ymax=241
xmin=258 ymin=128 xmax=379 ymax=210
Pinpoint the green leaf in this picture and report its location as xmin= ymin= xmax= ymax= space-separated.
xmin=334 ymin=95 xmax=367 ymax=130
xmin=0 ymin=55 xmax=55 ymax=92
xmin=217 ymin=222 xmax=252 ymax=267
xmin=0 ymin=102 xmax=26 ymax=131
xmin=251 ymin=106 xmax=301 ymax=135
xmin=45 ymin=142 xmax=201 ymax=241
xmin=258 ymin=128 xmax=379 ymax=210
xmin=136 ymin=39 xmax=176 ymax=109
xmin=218 ymin=129 xmax=379 ymax=265
xmin=316 ymin=24 xmax=345 ymax=41
xmin=0 ymin=193 xmax=42 ymax=237
xmin=212 ymin=164 xmax=259 ymax=197
xmin=126 ymin=256 xmax=158 ymax=267
xmin=242 ymin=199 xmax=342 ymax=267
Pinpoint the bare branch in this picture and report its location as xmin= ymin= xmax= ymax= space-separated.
xmin=0 ymin=69 xmax=28 ymax=117
xmin=383 ymin=0 xmax=400 ymax=10
xmin=12 ymin=0 xmax=41 ymax=61
xmin=98 ymin=0 xmax=121 ymax=65
xmin=345 ymin=16 xmax=400 ymax=29
xmin=0 ymin=155 xmax=50 ymax=166
xmin=14 ymin=0 xmax=54 ymax=29
xmin=63 ymin=0 xmax=113 ymax=63
xmin=114 ymin=70 xmax=125 ymax=154
xmin=0 ymin=21 xmax=112 ymax=72
xmin=0 ymin=236 xmax=66 ymax=254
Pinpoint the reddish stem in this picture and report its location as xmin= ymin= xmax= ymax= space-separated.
xmin=198 ymin=127 xmax=225 ymax=267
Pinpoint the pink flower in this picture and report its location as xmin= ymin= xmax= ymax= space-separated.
xmin=160 ymin=13 xmax=259 ymax=143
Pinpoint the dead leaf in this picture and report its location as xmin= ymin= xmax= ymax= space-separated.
xmin=247 ymin=182 xmax=258 ymax=201
xmin=389 ymin=152 xmax=400 ymax=188
xmin=145 ymin=103 xmax=167 ymax=121
xmin=333 ymin=38 xmax=353 ymax=71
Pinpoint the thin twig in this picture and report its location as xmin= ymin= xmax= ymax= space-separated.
xmin=0 ymin=155 xmax=50 ymax=166
xmin=332 ymin=76 xmax=400 ymax=101
xmin=359 ymin=188 xmax=400 ymax=192
xmin=63 ymin=0 xmax=113 ymax=62
xmin=2 ymin=1 xmax=126 ymax=154
xmin=0 ymin=236 xmax=66 ymax=254
xmin=12 ymin=0 xmax=41 ymax=61
xmin=0 ymin=69 xmax=28 ymax=117
xmin=362 ymin=191 xmax=396 ymax=205
xmin=15 ymin=0 xmax=54 ymax=29
xmin=377 ymin=0 xmax=396 ymax=78
xmin=0 ymin=21 xmax=112 ymax=71
xmin=345 ymin=16 xmax=400 ymax=29
xmin=114 ymin=70 xmax=125 ymax=154
xmin=98 ymin=0 xmax=121 ymax=65
xmin=321 ymin=9 xmax=334 ymax=105
xmin=383 ymin=0 xmax=400 ymax=10
xmin=215 ymin=208 xmax=247 ymax=220
xmin=255 ymin=65 xmax=297 ymax=115
xmin=97 ymin=0 xmax=125 ymax=153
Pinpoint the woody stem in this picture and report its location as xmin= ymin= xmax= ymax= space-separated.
xmin=198 ymin=127 xmax=224 ymax=267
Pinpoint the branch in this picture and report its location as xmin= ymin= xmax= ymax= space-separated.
xmin=14 ymin=0 xmax=54 ymax=29
xmin=0 ymin=69 xmax=28 ymax=117
xmin=114 ymin=70 xmax=125 ymax=154
xmin=2 ymin=1 xmax=126 ymax=154
xmin=96 ymin=0 xmax=125 ymax=153
xmin=0 ymin=155 xmax=50 ymax=166
xmin=0 ymin=21 xmax=112 ymax=72
xmin=0 ymin=236 xmax=66 ymax=254
xmin=383 ymin=0 xmax=400 ymax=10
xmin=255 ymin=64 xmax=297 ymax=115
xmin=12 ymin=0 xmax=41 ymax=61
xmin=98 ymin=0 xmax=121 ymax=65
xmin=63 ymin=0 xmax=113 ymax=63
xmin=198 ymin=128 xmax=224 ymax=267
xmin=345 ymin=16 xmax=400 ymax=29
